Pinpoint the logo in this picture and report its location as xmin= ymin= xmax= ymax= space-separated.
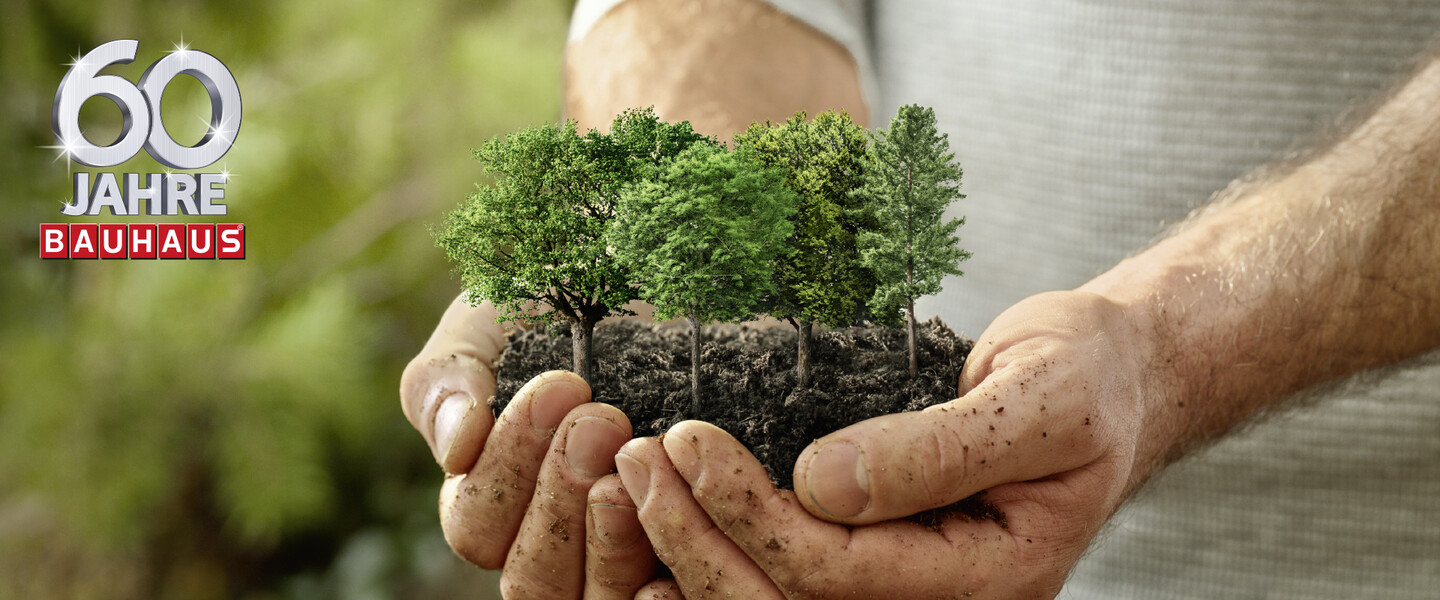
xmin=43 ymin=40 xmax=246 ymax=259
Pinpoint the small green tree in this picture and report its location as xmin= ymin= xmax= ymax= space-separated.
xmin=855 ymin=105 xmax=971 ymax=377
xmin=608 ymin=144 xmax=797 ymax=412
xmin=733 ymin=110 xmax=878 ymax=387
xmin=435 ymin=109 xmax=708 ymax=381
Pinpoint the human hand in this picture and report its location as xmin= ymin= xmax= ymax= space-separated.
xmin=401 ymin=295 xmax=661 ymax=598
xmin=614 ymin=290 xmax=1171 ymax=598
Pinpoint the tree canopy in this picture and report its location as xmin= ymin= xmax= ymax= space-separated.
xmin=856 ymin=104 xmax=971 ymax=376
xmin=435 ymin=107 xmax=709 ymax=379
xmin=734 ymin=110 xmax=880 ymax=328
xmin=608 ymin=143 xmax=797 ymax=409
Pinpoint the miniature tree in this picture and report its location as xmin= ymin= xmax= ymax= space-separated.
xmin=733 ymin=110 xmax=880 ymax=387
xmin=608 ymin=144 xmax=797 ymax=412
xmin=855 ymin=105 xmax=971 ymax=377
xmin=435 ymin=109 xmax=708 ymax=381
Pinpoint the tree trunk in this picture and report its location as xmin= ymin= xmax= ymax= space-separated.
xmin=572 ymin=317 xmax=595 ymax=383
xmin=907 ymin=298 xmax=918 ymax=378
xmin=688 ymin=315 xmax=702 ymax=414
xmin=796 ymin=320 xmax=813 ymax=388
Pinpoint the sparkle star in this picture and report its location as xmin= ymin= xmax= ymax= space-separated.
xmin=168 ymin=35 xmax=192 ymax=61
xmin=198 ymin=114 xmax=236 ymax=144
xmin=41 ymin=134 xmax=81 ymax=163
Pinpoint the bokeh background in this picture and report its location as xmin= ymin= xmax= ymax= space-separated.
xmin=0 ymin=1 xmax=573 ymax=597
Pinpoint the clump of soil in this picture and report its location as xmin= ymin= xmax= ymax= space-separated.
xmin=494 ymin=317 xmax=970 ymax=491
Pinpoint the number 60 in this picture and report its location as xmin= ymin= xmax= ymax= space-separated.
xmin=52 ymin=40 xmax=241 ymax=169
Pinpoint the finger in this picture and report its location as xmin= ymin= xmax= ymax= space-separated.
xmin=499 ymin=402 xmax=632 ymax=600
xmin=661 ymin=423 xmax=1021 ymax=598
xmin=634 ymin=579 xmax=684 ymax=600
xmin=400 ymin=294 xmax=507 ymax=472
xmin=584 ymin=474 xmax=658 ymax=600
xmin=793 ymin=364 xmax=1098 ymax=525
xmin=440 ymin=370 xmax=591 ymax=568
xmin=659 ymin=421 xmax=851 ymax=590
xmin=617 ymin=438 xmax=785 ymax=600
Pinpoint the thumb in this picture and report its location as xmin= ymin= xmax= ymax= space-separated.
xmin=792 ymin=374 xmax=1088 ymax=525
xmin=400 ymin=294 xmax=508 ymax=473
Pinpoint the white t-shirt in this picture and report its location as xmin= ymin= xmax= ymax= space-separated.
xmin=572 ymin=1 xmax=1440 ymax=596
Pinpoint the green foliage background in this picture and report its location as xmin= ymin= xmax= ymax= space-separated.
xmin=0 ymin=1 xmax=572 ymax=598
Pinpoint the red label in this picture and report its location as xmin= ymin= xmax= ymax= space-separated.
xmin=40 ymin=224 xmax=68 ymax=259
xmin=71 ymin=224 xmax=98 ymax=259
xmin=130 ymin=224 xmax=158 ymax=259
xmin=38 ymin=223 xmax=246 ymax=260
xmin=99 ymin=224 xmax=127 ymax=259
xmin=158 ymin=224 xmax=186 ymax=259
xmin=187 ymin=224 xmax=216 ymax=259
xmin=217 ymin=224 xmax=246 ymax=259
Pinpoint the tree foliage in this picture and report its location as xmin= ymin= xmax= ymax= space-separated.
xmin=733 ymin=111 xmax=881 ymax=327
xmin=435 ymin=108 xmax=709 ymax=378
xmin=608 ymin=144 xmax=797 ymax=409
xmin=855 ymin=105 xmax=971 ymax=375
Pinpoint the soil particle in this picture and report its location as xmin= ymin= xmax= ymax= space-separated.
xmin=547 ymin=517 xmax=570 ymax=542
xmin=495 ymin=318 xmax=1006 ymax=525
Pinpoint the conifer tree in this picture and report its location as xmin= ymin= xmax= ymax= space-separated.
xmin=855 ymin=105 xmax=971 ymax=377
xmin=608 ymin=144 xmax=797 ymax=412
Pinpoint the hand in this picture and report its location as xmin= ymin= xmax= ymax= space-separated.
xmin=614 ymin=290 xmax=1170 ymax=599
xmin=401 ymin=295 xmax=662 ymax=599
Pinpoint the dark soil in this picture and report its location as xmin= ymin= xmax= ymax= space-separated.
xmin=494 ymin=318 xmax=965 ymax=486
xmin=493 ymin=317 xmax=1005 ymax=528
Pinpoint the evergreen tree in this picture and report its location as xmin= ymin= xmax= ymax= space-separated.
xmin=733 ymin=110 xmax=878 ymax=387
xmin=435 ymin=108 xmax=708 ymax=381
xmin=855 ymin=105 xmax=971 ymax=377
xmin=608 ymin=144 xmax=797 ymax=412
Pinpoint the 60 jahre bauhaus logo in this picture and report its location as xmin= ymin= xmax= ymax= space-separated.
xmin=42 ymin=40 xmax=245 ymax=259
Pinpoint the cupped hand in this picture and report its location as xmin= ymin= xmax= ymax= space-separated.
xmin=401 ymin=295 xmax=663 ymax=599
xmin=615 ymin=290 xmax=1173 ymax=599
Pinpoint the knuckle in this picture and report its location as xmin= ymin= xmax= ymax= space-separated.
xmin=783 ymin=561 xmax=839 ymax=599
xmin=499 ymin=567 xmax=570 ymax=600
xmin=585 ymin=554 xmax=651 ymax=593
xmin=442 ymin=517 xmax=508 ymax=569
xmin=918 ymin=422 xmax=969 ymax=506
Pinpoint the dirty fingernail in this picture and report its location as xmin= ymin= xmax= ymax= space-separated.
xmin=615 ymin=454 xmax=651 ymax=510
xmin=805 ymin=441 xmax=869 ymax=519
xmin=433 ymin=392 xmax=473 ymax=465
xmin=590 ymin=503 xmax=645 ymax=550
xmin=565 ymin=417 xmax=627 ymax=478
xmin=530 ymin=375 xmax=589 ymax=435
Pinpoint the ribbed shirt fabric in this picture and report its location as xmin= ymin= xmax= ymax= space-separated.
xmin=572 ymin=1 xmax=1440 ymax=596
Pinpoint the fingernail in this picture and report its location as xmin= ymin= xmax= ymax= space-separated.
xmin=565 ymin=417 xmax=627 ymax=478
xmin=530 ymin=376 xmax=588 ymax=435
xmin=804 ymin=441 xmax=870 ymax=519
xmin=661 ymin=430 xmax=699 ymax=476
xmin=615 ymin=454 xmax=651 ymax=510
xmin=433 ymin=392 xmax=473 ymax=464
xmin=590 ymin=503 xmax=644 ymax=550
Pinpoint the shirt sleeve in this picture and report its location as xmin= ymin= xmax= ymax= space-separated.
xmin=568 ymin=0 xmax=879 ymax=116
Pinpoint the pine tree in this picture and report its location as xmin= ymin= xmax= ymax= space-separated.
xmin=435 ymin=109 xmax=708 ymax=381
xmin=608 ymin=144 xmax=797 ymax=412
xmin=855 ymin=105 xmax=971 ymax=377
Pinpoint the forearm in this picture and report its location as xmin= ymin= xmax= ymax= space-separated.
xmin=563 ymin=0 xmax=867 ymax=135
xmin=1082 ymin=55 xmax=1440 ymax=484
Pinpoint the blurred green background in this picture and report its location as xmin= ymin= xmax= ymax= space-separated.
xmin=0 ymin=1 xmax=572 ymax=597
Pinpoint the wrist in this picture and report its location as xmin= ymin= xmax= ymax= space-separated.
xmin=1076 ymin=271 xmax=1188 ymax=492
